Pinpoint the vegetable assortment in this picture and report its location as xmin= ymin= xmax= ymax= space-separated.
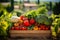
xmin=0 ymin=3 xmax=60 ymax=39
xmin=11 ymin=7 xmax=52 ymax=30
xmin=11 ymin=16 xmax=50 ymax=30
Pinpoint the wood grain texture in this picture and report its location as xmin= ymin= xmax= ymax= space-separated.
xmin=9 ymin=30 xmax=51 ymax=38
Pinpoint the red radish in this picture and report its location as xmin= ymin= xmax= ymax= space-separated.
xmin=24 ymin=20 xmax=30 ymax=26
xmin=30 ymin=19 xmax=35 ymax=24
xmin=11 ymin=27 xmax=15 ymax=30
xmin=15 ymin=27 xmax=19 ymax=30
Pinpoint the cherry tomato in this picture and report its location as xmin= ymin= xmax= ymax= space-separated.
xmin=40 ymin=24 xmax=46 ymax=30
xmin=43 ymin=27 xmax=46 ymax=30
xmin=30 ymin=18 xmax=35 ymax=24
xmin=15 ymin=27 xmax=19 ymax=30
xmin=22 ymin=27 xmax=27 ymax=30
xmin=46 ymin=27 xmax=49 ymax=30
xmin=19 ymin=27 xmax=27 ymax=30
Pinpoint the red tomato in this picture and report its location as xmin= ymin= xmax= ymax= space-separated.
xmin=20 ymin=16 xmax=25 ymax=20
xmin=30 ymin=19 xmax=35 ymax=24
xmin=24 ymin=20 xmax=30 ymax=26
xmin=15 ymin=27 xmax=19 ymax=30
xmin=11 ymin=27 xmax=15 ymax=30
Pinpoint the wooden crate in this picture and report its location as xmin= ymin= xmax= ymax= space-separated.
xmin=9 ymin=30 xmax=51 ymax=38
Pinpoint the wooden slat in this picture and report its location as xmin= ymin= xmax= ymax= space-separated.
xmin=10 ymin=30 xmax=50 ymax=34
xmin=9 ymin=30 xmax=51 ymax=38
